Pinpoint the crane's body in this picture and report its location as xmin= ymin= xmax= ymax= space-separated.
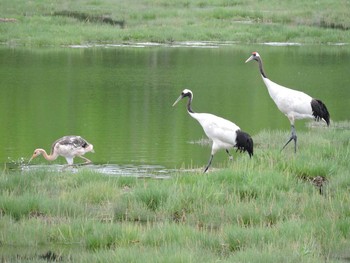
xmin=245 ymin=52 xmax=330 ymax=152
xmin=190 ymin=112 xmax=241 ymax=154
xmin=262 ymin=77 xmax=314 ymax=123
xmin=29 ymin=135 xmax=94 ymax=165
xmin=173 ymin=89 xmax=253 ymax=172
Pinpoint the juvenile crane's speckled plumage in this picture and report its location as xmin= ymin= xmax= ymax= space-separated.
xmin=245 ymin=52 xmax=330 ymax=152
xmin=173 ymin=89 xmax=253 ymax=173
xmin=29 ymin=135 xmax=94 ymax=165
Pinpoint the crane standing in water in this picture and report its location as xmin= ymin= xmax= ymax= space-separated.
xmin=29 ymin=135 xmax=94 ymax=165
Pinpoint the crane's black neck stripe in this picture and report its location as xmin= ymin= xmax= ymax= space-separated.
xmin=187 ymin=103 xmax=194 ymax=113
xmin=257 ymin=58 xmax=267 ymax=78
xmin=185 ymin=93 xmax=194 ymax=113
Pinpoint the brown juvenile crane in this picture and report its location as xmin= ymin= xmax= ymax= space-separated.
xmin=29 ymin=135 xmax=94 ymax=165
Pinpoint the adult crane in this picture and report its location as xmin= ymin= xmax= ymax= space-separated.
xmin=173 ymin=89 xmax=253 ymax=172
xmin=245 ymin=52 xmax=330 ymax=152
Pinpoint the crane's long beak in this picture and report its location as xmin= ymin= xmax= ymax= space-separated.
xmin=172 ymin=95 xmax=183 ymax=107
xmin=245 ymin=55 xmax=254 ymax=63
xmin=28 ymin=155 xmax=35 ymax=164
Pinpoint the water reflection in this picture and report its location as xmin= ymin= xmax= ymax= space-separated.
xmin=14 ymin=163 xmax=173 ymax=179
xmin=1 ymin=45 xmax=349 ymax=171
xmin=93 ymin=164 xmax=172 ymax=178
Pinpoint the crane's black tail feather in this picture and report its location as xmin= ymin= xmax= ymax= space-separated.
xmin=311 ymin=99 xmax=330 ymax=126
xmin=235 ymin=130 xmax=254 ymax=158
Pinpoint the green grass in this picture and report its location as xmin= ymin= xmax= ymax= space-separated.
xmin=1 ymin=0 xmax=350 ymax=46
xmin=1 ymin=124 xmax=349 ymax=262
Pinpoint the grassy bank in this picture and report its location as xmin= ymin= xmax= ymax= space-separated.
xmin=1 ymin=0 xmax=350 ymax=46
xmin=1 ymin=125 xmax=349 ymax=262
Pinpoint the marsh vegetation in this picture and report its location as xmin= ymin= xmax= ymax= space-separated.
xmin=1 ymin=0 xmax=350 ymax=46
xmin=1 ymin=1 xmax=349 ymax=262
xmin=1 ymin=125 xmax=350 ymax=262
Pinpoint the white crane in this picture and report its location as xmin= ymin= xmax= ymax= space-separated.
xmin=245 ymin=52 xmax=330 ymax=152
xmin=173 ymin=89 xmax=253 ymax=173
xmin=29 ymin=135 xmax=94 ymax=165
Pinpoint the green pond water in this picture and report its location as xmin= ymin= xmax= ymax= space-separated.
xmin=1 ymin=43 xmax=349 ymax=174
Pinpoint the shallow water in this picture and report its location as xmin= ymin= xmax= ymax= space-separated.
xmin=1 ymin=44 xmax=349 ymax=172
xmin=8 ymin=162 xmax=173 ymax=179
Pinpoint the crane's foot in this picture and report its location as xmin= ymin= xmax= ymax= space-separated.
xmin=281 ymin=134 xmax=297 ymax=153
xmin=281 ymin=125 xmax=297 ymax=153
xmin=61 ymin=164 xmax=75 ymax=171
xmin=64 ymin=159 xmax=92 ymax=169
xmin=77 ymin=162 xmax=91 ymax=166
xmin=203 ymin=155 xmax=213 ymax=173
xmin=78 ymin=156 xmax=92 ymax=165
xmin=226 ymin=149 xmax=234 ymax=161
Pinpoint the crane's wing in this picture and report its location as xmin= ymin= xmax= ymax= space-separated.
xmin=51 ymin=136 xmax=89 ymax=153
xmin=69 ymin=136 xmax=90 ymax=148
xmin=194 ymin=113 xmax=240 ymax=145
xmin=263 ymin=78 xmax=313 ymax=118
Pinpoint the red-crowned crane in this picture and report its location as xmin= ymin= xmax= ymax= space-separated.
xmin=29 ymin=135 xmax=94 ymax=165
xmin=245 ymin=52 xmax=330 ymax=153
xmin=173 ymin=89 xmax=253 ymax=173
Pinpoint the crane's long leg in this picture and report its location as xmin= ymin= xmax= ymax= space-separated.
xmin=282 ymin=125 xmax=297 ymax=153
xmin=78 ymin=156 xmax=92 ymax=164
xmin=203 ymin=155 xmax=214 ymax=173
xmin=226 ymin=149 xmax=233 ymax=161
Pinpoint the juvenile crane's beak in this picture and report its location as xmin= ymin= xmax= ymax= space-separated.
xmin=28 ymin=150 xmax=40 ymax=164
xmin=245 ymin=55 xmax=254 ymax=63
xmin=172 ymin=95 xmax=183 ymax=107
xmin=28 ymin=155 xmax=35 ymax=164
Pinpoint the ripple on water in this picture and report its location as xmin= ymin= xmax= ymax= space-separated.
xmin=12 ymin=163 xmax=173 ymax=179
xmin=67 ymin=41 xmax=239 ymax=49
xmin=93 ymin=164 xmax=173 ymax=179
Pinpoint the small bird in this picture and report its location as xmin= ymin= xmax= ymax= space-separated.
xmin=29 ymin=135 xmax=94 ymax=165
xmin=173 ymin=89 xmax=253 ymax=173
xmin=311 ymin=175 xmax=328 ymax=195
xmin=245 ymin=52 xmax=330 ymax=152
